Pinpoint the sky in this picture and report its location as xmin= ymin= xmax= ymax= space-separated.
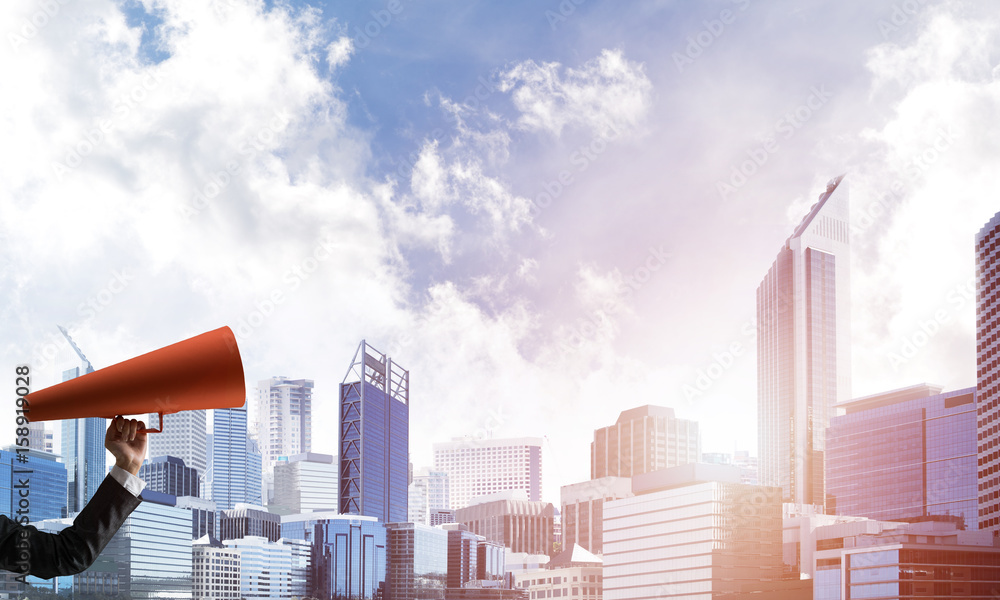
xmin=2 ymin=0 xmax=999 ymax=505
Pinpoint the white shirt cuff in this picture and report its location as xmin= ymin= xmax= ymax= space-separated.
xmin=109 ymin=465 xmax=146 ymax=497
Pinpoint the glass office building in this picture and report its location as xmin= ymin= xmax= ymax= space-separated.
xmin=0 ymin=447 xmax=67 ymax=522
xmin=340 ymin=340 xmax=409 ymax=523
xmin=313 ymin=515 xmax=387 ymax=600
xmin=757 ymin=175 xmax=851 ymax=507
xmin=83 ymin=495 xmax=194 ymax=599
xmin=977 ymin=209 xmax=1000 ymax=536
xmin=212 ymin=404 xmax=263 ymax=511
xmin=827 ymin=384 xmax=978 ymax=530
xmin=61 ymin=365 xmax=107 ymax=514
xmin=603 ymin=464 xmax=784 ymax=600
xmin=386 ymin=521 xmax=448 ymax=600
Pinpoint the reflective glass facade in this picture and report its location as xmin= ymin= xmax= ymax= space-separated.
xmin=212 ymin=405 xmax=262 ymax=510
xmin=223 ymin=535 xmax=297 ymax=600
xmin=90 ymin=499 xmax=194 ymax=599
xmin=0 ymin=447 xmax=67 ymax=522
xmin=313 ymin=516 xmax=386 ymax=600
xmin=386 ymin=521 xmax=447 ymax=600
xmin=603 ymin=480 xmax=783 ymax=600
xmin=828 ymin=386 xmax=978 ymax=530
xmin=340 ymin=341 xmax=409 ymax=523
xmin=757 ymin=176 xmax=851 ymax=507
xmin=977 ymin=210 xmax=1000 ymax=536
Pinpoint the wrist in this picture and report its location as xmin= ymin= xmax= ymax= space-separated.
xmin=115 ymin=458 xmax=142 ymax=476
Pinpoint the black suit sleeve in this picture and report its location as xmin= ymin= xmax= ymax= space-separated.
xmin=0 ymin=474 xmax=142 ymax=579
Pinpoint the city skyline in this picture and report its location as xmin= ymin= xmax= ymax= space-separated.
xmin=4 ymin=1 xmax=1000 ymax=508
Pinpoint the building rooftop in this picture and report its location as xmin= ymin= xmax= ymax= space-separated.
xmin=615 ymin=405 xmax=676 ymax=425
xmin=789 ymin=174 xmax=846 ymax=241
xmin=835 ymin=383 xmax=979 ymax=414
xmin=548 ymin=544 xmax=602 ymax=568
xmin=631 ymin=463 xmax=743 ymax=495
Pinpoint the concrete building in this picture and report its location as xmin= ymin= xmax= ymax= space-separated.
xmin=435 ymin=437 xmax=542 ymax=511
xmin=513 ymin=544 xmax=603 ymax=600
xmin=193 ymin=535 xmax=241 ymax=600
xmin=454 ymin=494 xmax=555 ymax=555
xmin=591 ymin=405 xmax=700 ymax=479
xmin=340 ymin=341 xmax=409 ymax=522
xmin=147 ymin=409 xmax=208 ymax=477
xmin=603 ymin=464 xmax=784 ymax=599
xmin=560 ymin=476 xmax=632 ymax=556
xmin=827 ymin=384 xmax=978 ymax=529
xmin=813 ymin=520 xmax=1000 ymax=599
xmin=977 ymin=209 xmax=1000 ymax=536
xmin=140 ymin=455 xmax=201 ymax=497
xmin=757 ymin=175 xmax=851 ymax=507
xmin=253 ymin=376 xmax=313 ymax=502
xmin=431 ymin=508 xmax=457 ymax=526
xmin=271 ymin=451 xmax=338 ymax=513
xmin=386 ymin=521 xmax=449 ymax=600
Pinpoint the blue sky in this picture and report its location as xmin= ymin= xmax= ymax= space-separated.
xmin=2 ymin=0 xmax=999 ymax=503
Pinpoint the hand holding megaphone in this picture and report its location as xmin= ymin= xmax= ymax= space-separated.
xmin=26 ymin=326 xmax=246 ymax=433
xmin=106 ymin=416 xmax=147 ymax=475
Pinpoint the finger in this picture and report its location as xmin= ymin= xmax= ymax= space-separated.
xmin=137 ymin=421 xmax=146 ymax=434
xmin=116 ymin=415 xmax=124 ymax=432
xmin=127 ymin=419 xmax=139 ymax=442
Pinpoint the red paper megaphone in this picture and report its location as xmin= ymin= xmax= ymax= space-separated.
xmin=26 ymin=326 xmax=246 ymax=433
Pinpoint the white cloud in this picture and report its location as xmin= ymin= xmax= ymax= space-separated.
xmin=500 ymin=48 xmax=653 ymax=138
xmin=326 ymin=36 xmax=353 ymax=69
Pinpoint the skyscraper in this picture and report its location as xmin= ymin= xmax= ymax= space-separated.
xmin=408 ymin=468 xmax=450 ymax=525
xmin=590 ymin=405 xmax=700 ymax=479
xmin=272 ymin=452 xmax=339 ymax=513
xmin=252 ymin=376 xmax=313 ymax=501
xmin=977 ymin=209 xmax=1000 ymax=536
xmin=339 ymin=340 xmax=409 ymax=523
xmin=147 ymin=410 xmax=207 ymax=477
xmin=211 ymin=405 xmax=263 ymax=511
xmin=434 ymin=437 xmax=542 ymax=510
xmin=53 ymin=327 xmax=106 ymax=515
xmin=757 ymin=174 xmax=851 ymax=507
xmin=61 ymin=367 xmax=106 ymax=514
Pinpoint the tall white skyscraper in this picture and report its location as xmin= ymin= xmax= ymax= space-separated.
xmin=147 ymin=410 xmax=208 ymax=476
xmin=253 ymin=377 xmax=313 ymax=471
xmin=757 ymin=174 xmax=851 ymax=507
xmin=433 ymin=437 xmax=542 ymax=510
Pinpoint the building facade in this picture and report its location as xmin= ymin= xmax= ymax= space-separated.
xmin=211 ymin=405 xmax=263 ymax=511
xmin=60 ymin=364 xmax=106 ymax=514
xmin=140 ymin=455 xmax=201 ymax=497
xmin=590 ymin=405 xmax=700 ymax=479
xmin=253 ymin=376 xmax=313 ymax=502
xmin=757 ymin=175 xmax=851 ymax=507
xmin=409 ymin=468 xmax=451 ymax=524
xmin=814 ymin=520 xmax=1000 ymax=599
xmin=0 ymin=447 xmax=67 ymax=521
xmin=313 ymin=515 xmax=387 ymax=599
xmin=385 ymin=521 xmax=448 ymax=600
xmin=271 ymin=452 xmax=338 ymax=513
xmin=977 ymin=209 xmax=1000 ymax=536
xmin=434 ymin=437 xmax=542 ymax=511
xmin=176 ymin=495 xmax=217 ymax=539
xmin=340 ymin=341 xmax=409 ymax=523
xmin=87 ymin=493 xmax=194 ymax=599
xmin=513 ymin=544 xmax=603 ymax=600
xmin=454 ymin=497 xmax=555 ymax=556
xmin=220 ymin=504 xmax=281 ymax=542
xmin=603 ymin=464 xmax=784 ymax=600
xmin=147 ymin=409 xmax=208 ymax=477
xmin=193 ymin=538 xmax=241 ymax=600
xmin=827 ymin=384 xmax=978 ymax=530
xmin=560 ymin=477 xmax=632 ymax=556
